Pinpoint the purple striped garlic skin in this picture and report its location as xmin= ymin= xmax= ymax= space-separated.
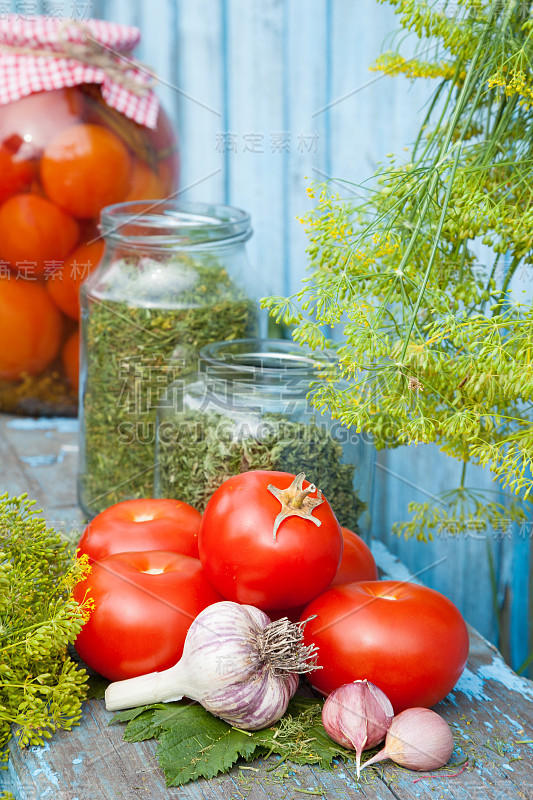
xmin=105 ymin=600 xmax=314 ymax=730
xmin=176 ymin=602 xmax=301 ymax=728
xmin=202 ymin=667 xmax=299 ymax=729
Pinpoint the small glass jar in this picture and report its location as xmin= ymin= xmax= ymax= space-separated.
xmin=78 ymin=202 xmax=258 ymax=518
xmin=155 ymin=339 xmax=375 ymax=537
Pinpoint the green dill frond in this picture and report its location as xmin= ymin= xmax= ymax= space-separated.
xmin=263 ymin=0 xmax=533 ymax=534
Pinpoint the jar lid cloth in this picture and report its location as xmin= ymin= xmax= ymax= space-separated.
xmin=0 ymin=14 xmax=159 ymax=128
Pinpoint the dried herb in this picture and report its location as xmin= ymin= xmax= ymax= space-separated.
xmin=156 ymin=412 xmax=363 ymax=530
xmin=0 ymin=493 xmax=91 ymax=763
xmin=0 ymin=369 xmax=76 ymax=417
xmin=80 ymin=260 xmax=256 ymax=516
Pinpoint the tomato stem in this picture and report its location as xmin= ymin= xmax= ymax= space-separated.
xmin=267 ymin=472 xmax=324 ymax=540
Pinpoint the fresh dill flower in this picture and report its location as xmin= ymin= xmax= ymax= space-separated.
xmin=0 ymin=493 xmax=92 ymax=763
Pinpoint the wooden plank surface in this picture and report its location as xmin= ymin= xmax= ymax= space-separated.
xmin=0 ymin=415 xmax=83 ymax=534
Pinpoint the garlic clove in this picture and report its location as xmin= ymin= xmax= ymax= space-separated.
xmin=361 ymin=707 xmax=454 ymax=773
xmin=322 ymin=680 xmax=394 ymax=777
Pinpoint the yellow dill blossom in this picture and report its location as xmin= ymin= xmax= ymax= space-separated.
xmin=371 ymin=51 xmax=458 ymax=80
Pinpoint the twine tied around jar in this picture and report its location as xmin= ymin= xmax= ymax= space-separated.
xmin=0 ymin=20 xmax=156 ymax=97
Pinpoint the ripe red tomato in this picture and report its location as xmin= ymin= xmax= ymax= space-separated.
xmin=46 ymin=240 xmax=104 ymax=319
xmin=199 ymin=470 xmax=343 ymax=610
xmin=0 ymin=277 xmax=62 ymax=380
xmin=73 ymin=550 xmax=222 ymax=680
xmin=332 ymin=527 xmax=378 ymax=585
xmin=77 ymin=498 xmax=202 ymax=563
xmin=267 ymin=527 xmax=378 ymax=622
xmin=300 ymin=580 xmax=469 ymax=713
xmin=40 ymin=123 xmax=131 ymax=218
xmin=0 ymin=194 xmax=79 ymax=276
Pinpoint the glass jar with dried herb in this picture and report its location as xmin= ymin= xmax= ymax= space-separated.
xmin=78 ymin=202 xmax=258 ymax=518
xmin=154 ymin=339 xmax=375 ymax=537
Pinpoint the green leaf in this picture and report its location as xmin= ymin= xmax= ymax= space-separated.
xmin=155 ymin=705 xmax=259 ymax=786
xmin=109 ymin=703 xmax=167 ymax=726
xmin=124 ymin=701 xmax=200 ymax=743
xmin=111 ymin=696 xmax=358 ymax=787
xmin=123 ymin=710 xmax=165 ymax=743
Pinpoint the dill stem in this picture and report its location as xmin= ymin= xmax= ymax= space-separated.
xmin=492 ymin=254 xmax=522 ymax=316
xmin=414 ymin=61 xmax=462 ymax=164
xmin=460 ymin=460 xmax=468 ymax=490
xmin=399 ymin=1 xmax=509 ymax=362
xmin=399 ymin=143 xmax=462 ymax=362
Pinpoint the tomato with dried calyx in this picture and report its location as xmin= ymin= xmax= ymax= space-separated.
xmin=0 ymin=194 xmax=79 ymax=276
xmin=40 ymin=123 xmax=131 ymax=218
xmin=0 ymin=277 xmax=63 ymax=380
xmin=77 ymin=497 xmax=202 ymax=563
xmin=73 ymin=550 xmax=222 ymax=680
xmin=199 ymin=470 xmax=343 ymax=611
xmin=300 ymin=580 xmax=469 ymax=713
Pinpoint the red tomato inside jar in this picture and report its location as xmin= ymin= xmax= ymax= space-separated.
xmin=0 ymin=16 xmax=179 ymax=415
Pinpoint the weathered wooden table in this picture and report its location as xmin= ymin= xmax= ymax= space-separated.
xmin=1 ymin=413 xmax=532 ymax=800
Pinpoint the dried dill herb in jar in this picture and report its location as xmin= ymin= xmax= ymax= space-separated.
xmin=155 ymin=339 xmax=376 ymax=533
xmin=78 ymin=203 xmax=258 ymax=517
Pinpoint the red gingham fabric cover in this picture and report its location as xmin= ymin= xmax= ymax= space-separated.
xmin=0 ymin=15 xmax=159 ymax=128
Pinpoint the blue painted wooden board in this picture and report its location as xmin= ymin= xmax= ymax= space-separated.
xmin=3 ymin=0 xmax=530 ymax=670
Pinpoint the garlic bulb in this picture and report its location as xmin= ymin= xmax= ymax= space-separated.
xmin=361 ymin=707 xmax=454 ymax=772
xmin=105 ymin=601 xmax=318 ymax=731
xmin=322 ymin=680 xmax=393 ymax=777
